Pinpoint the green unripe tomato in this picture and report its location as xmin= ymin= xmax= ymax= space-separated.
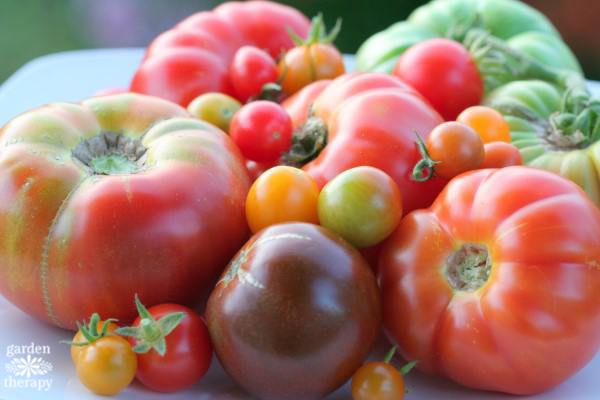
xmin=317 ymin=166 xmax=403 ymax=248
xmin=187 ymin=93 xmax=242 ymax=133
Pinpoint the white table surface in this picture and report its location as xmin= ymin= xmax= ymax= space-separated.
xmin=1 ymin=48 xmax=600 ymax=400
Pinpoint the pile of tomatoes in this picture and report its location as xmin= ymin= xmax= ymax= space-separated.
xmin=2 ymin=0 xmax=600 ymax=399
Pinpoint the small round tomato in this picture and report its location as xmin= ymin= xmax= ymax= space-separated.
xmin=116 ymin=296 xmax=213 ymax=393
xmin=76 ymin=336 xmax=137 ymax=396
xmin=278 ymin=15 xmax=345 ymax=96
xmin=481 ymin=142 xmax=523 ymax=169
xmin=425 ymin=122 xmax=484 ymax=180
xmin=246 ymin=166 xmax=319 ymax=233
xmin=393 ymin=38 xmax=483 ymax=121
xmin=230 ymin=101 xmax=293 ymax=162
xmin=187 ymin=92 xmax=242 ymax=133
xmin=63 ymin=313 xmax=137 ymax=396
xmin=71 ymin=320 xmax=120 ymax=364
xmin=230 ymin=46 xmax=279 ymax=103
xmin=456 ymin=106 xmax=511 ymax=143
xmin=318 ymin=166 xmax=403 ymax=248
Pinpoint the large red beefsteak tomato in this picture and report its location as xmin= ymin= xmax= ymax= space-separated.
xmin=130 ymin=1 xmax=310 ymax=106
xmin=0 ymin=93 xmax=251 ymax=330
xmin=379 ymin=166 xmax=600 ymax=394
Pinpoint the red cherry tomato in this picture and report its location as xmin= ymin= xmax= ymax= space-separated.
xmin=481 ymin=141 xmax=523 ymax=168
xmin=230 ymin=46 xmax=279 ymax=103
xmin=117 ymin=298 xmax=213 ymax=393
xmin=230 ymin=101 xmax=293 ymax=162
xmin=393 ymin=38 xmax=483 ymax=121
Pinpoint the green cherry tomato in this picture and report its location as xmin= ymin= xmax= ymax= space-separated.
xmin=187 ymin=92 xmax=242 ymax=133
xmin=317 ymin=166 xmax=403 ymax=248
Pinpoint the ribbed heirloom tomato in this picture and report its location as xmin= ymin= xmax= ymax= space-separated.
xmin=379 ymin=166 xmax=600 ymax=395
xmin=0 ymin=93 xmax=251 ymax=329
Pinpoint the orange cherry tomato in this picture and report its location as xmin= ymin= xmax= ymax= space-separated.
xmin=71 ymin=320 xmax=120 ymax=363
xmin=246 ymin=166 xmax=320 ymax=233
xmin=456 ymin=105 xmax=511 ymax=143
xmin=481 ymin=141 xmax=523 ymax=168
xmin=426 ymin=121 xmax=484 ymax=180
xmin=351 ymin=362 xmax=406 ymax=400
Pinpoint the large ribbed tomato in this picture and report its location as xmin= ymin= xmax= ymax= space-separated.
xmin=0 ymin=93 xmax=251 ymax=330
xmin=379 ymin=166 xmax=600 ymax=395
xmin=130 ymin=1 xmax=310 ymax=106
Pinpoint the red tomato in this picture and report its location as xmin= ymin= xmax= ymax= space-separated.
xmin=130 ymin=1 xmax=310 ymax=106
xmin=0 ymin=93 xmax=251 ymax=330
xmin=393 ymin=38 xmax=483 ymax=121
xmin=281 ymin=79 xmax=331 ymax=128
xmin=425 ymin=121 xmax=484 ymax=180
xmin=379 ymin=166 xmax=600 ymax=395
xmin=120 ymin=301 xmax=213 ymax=393
xmin=230 ymin=101 xmax=293 ymax=162
xmin=481 ymin=142 xmax=523 ymax=168
xmin=206 ymin=222 xmax=382 ymax=399
xmin=298 ymin=73 xmax=446 ymax=214
xmin=230 ymin=46 xmax=279 ymax=103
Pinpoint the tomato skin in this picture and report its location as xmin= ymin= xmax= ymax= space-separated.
xmin=230 ymin=101 xmax=293 ymax=162
xmin=393 ymin=38 xmax=483 ymax=121
xmin=279 ymin=43 xmax=345 ymax=96
xmin=303 ymin=82 xmax=446 ymax=214
xmin=379 ymin=166 xmax=600 ymax=394
xmin=0 ymin=93 xmax=251 ymax=330
xmin=426 ymin=121 xmax=484 ymax=180
xmin=281 ymin=79 xmax=332 ymax=128
xmin=206 ymin=222 xmax=382 ymax=400
xmin=481 ymin=142 xmax=523 ymax=168
xmin=246 ymin=166 xmax=319 ymax=233
xmin=230 ymin=46 xmax=278 ymax=103
xmin=128 ymin=304 xmax=212 ymax=393
xmin=187 ymin=92 xmax=241 ymax=133
xmin=131 ymin=1 xmax=310 ymax=106
xmin=76 ymin=336 xmax=137 ymax=396
xmin=351 ymin=362 xmax=405 ymax=400
xmin=456 ymin=106 xmax=511 ymax=143
xmin=318 ymin=166 xmax=403 ymax=248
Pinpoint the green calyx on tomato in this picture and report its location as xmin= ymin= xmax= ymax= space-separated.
xmin=288 ymin=13 xmax=341 ymax=47
xmin=72 ymin=131 xmax=146 ymax=175
xmin=280 ymin=115 xmax=327 ymax=166
xmin=61 ymin=313 xmax=117 ymax=347
xmin=115 ymin=295 xmax=185 ymax=356
xmin=412 ymin=130 xmax=439 ymax=182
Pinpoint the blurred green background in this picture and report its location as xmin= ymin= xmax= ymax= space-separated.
xmin=0 ymin=0 xmax=599 ymax=85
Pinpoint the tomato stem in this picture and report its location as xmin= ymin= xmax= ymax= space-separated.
xmin=383 ymin=345 xmax=398 ymax=364
xmin=280 ymin=115 xmax=328 ymax=167
xmin=60 ymin=313 xmax=118 ymax=347
xmin=287 ymin=13 xmax=342 ymax=46
xmin=411 ymin=130 xmax=439 ymax=182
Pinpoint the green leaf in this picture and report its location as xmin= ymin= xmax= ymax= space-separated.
xmin=399 ymin=360 xmax=420 ymax=376
xmin=156 ymin=312 xmax=186 ymax=337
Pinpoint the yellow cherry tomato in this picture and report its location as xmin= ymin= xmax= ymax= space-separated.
xmin=246 ymin=166 xmax=319 ymax=233
xmin=187 ymin=92 xmax=242 ymax=133
xmin=70 ymin=320 xmax=120 ymax=364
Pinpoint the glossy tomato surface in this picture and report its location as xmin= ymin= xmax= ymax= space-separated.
xmin=207 ymin=222 xmax=381 ymax=400
xmin=128 ymin=304 xmax=213 ymax=393
xmin=379 ymin=166 xmax=600 ymax=395
xmin=0 ymin=93 xmax=251 ymax=330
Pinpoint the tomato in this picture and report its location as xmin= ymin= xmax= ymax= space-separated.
xmin=187 ymin=92 xmax=241 ymax=133
xmin=288 ymin=73 xmax=445 ymax=215
xmin=456 ymin=105 xmax=511 ymax=143
xmin=92 ymin=87 xmax=128 ymax=97
xmin=131 ymin=1 xmax=310 ymax=106
xmin=318 ymin=166 xmax=403 ymax=248
xmin=422 ymin=121 xmax=484 ymax=180
xmin=280 ymin=79 xmax=331 ymax=128
xmin=116 ymin=297 xmax=212 ymax=393
xmin=0 ymin=93 xmax=251 ymax=330
xmin=356 ymin=0 xmax=582 ymax=92
xmin=351 ymin=347 xmax=418 ymax=400
xmin=206 ymin=222 xmax=381 ymax=399
xmin=245 ymin=159 xmax=279 ymax=182
xmin=64 ymin=313 xmax=137 ymax=396
xmin=246 ymin=166 xmax=319 ymax=233
xmin=71 ymin=320 xmax=120 ymax=363
xmin=379 ymin=166 xmax=600 ymax=394
xmin=230 ymin=46 xmax=279 ymax=103
xmin=230 ymin=101 xmax=293 ymax=162
xmin=278 ymin=14 xmax=345 ymax=96
xmin=393 ymin=38 xmax=483 ymax=121
xmin=481 ymin=141 xmax=523 ymax=168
